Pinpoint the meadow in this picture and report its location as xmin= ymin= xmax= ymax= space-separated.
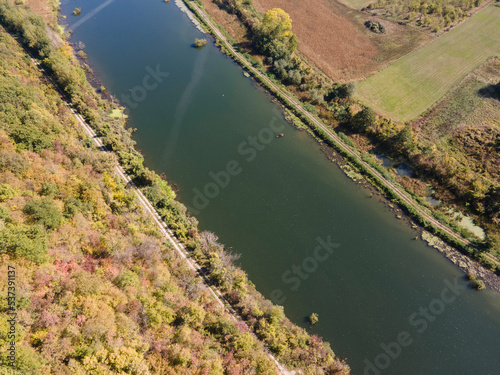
xmin=413 ymin=57 xmax=500 ymax=184
xmin=357 ymin=4 xmax=500 ymax=122
xmin=337 ymin=0 xmax=373 ymax=9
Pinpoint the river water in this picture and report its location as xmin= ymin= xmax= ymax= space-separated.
xmin=60 ymin=0 xmax=500 ymax=373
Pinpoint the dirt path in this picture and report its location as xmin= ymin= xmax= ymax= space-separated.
xmin=189 ymin=2 xmax=500 ymax=271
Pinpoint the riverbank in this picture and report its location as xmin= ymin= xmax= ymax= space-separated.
xmin=178 ymin=0 xmax=500 ymax=289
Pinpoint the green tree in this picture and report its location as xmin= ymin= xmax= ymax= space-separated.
xmin=0 ymin=184 xmax=18 ymax=202
xmin=232 ymin=332 xmax=256 ymax=358
xmin=40 ymin=181 xmax=60 ymax=197
xmin=394 ymin=124 xmax=414 ymax=149
xmin=0 ymin=224 xmax=48 ymax=263
xmin=113 ymin=269 xmax=140 ymax=289
xmin=484 ymin=185 xmax=500 ymax=219
xmin=23 ymin=197 xmax=63 ymax=230
xmin=352 ymin=107 xmax=376 ymax=130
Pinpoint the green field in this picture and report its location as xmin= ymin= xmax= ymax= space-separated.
xmin=336 ymin=0 xmax=374 ymax=9
xmin=357 ymin=5 xmax=500 ymax=122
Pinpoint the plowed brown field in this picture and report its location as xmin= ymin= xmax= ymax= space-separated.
xmin=252 ymin=0 xmax=431 ymax=81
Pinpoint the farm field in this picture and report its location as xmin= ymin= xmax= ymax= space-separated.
xmin=413 ymin=57 xmax=500 ymax=183
xmin=357 ymin=4 xmax=500 ymax=122
xmin=251 ymin=0 xmax=430 ymax=81
xmin=336 ymin=0 xmax=373 ymax=9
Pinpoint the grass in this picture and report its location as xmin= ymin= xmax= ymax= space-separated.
xmin=357 ymin=4 xmax=500 ymax=122
xmin=108 ymin=108 xmax=128 ymax=119
xmin=336 ymin=0 xmax=373 ymax=9
xmin=414 ymin=58 xmax=500 ymax=183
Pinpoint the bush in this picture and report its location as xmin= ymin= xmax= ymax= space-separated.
xmin=23 ymin=197 xmax=63 ymax=230
xmin=365 ymin=20 xmax=386 ymax=33
xmin=304 ymin=103 xmax=317 ymax=114
xmin=471 ymin=279 xmax=486 ymax=290
xmin=194 ymin=38 xmax=208 ymax=48
xmin=309 ymin=312 xmax=319 ymax=324
xmin=338 ymin=132 xmax=356 ymax=148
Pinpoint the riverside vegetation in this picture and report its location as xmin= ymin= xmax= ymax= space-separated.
xmin=186 ymin=0 xmax=500 ymax=271
xmin=0 ymin=1 xmax=350 ymax=374
xmin=367 ymin=0 xmax=496 ymax=33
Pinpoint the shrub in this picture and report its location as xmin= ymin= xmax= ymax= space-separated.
xmin=365 ymin=20 xmax=386 ymax=33
xmin=309 ymin=312 xmax=319 ymax=324
xmin=194 ymin=38 xmax=208 ymax=48
xmin=304 ymin=103 xmax=317 ymax=114
xmin=23 ymin=197 xmax=63 ymax=230
xmin=471 ymin=279 xmax=486 ymax=291
xmin=338 ymin=132 xmax=356 ymax=148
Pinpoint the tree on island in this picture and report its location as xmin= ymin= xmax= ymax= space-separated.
xmin=194 ymin=38 xmax=207 ymax=49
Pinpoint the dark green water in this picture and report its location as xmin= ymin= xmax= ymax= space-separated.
xmin=60 ymin=1 xmax=500 ymax=373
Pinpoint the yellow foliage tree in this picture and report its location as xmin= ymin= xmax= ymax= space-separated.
xmin=261 ymin=8 xmax=293 ymax=41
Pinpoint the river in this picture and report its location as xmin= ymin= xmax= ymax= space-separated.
xmin=60 ymin=0 xmax=500 ymax=373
